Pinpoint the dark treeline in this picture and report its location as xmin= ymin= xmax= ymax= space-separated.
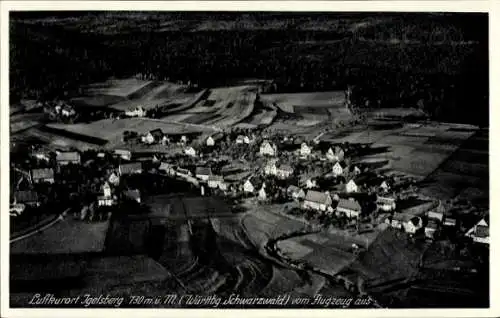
xmin=10 ymin=13 xmax=488 ymax=125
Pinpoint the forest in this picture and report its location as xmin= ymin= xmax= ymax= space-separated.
xmin=9 ymin=12 xmax=488 ymax=125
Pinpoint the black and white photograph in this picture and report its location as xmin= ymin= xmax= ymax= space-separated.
xmin=1 ymin=1 xmax=495 ymax=315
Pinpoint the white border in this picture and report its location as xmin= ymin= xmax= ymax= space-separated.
xmin=1 ymin=1 xmax=496 ymax=318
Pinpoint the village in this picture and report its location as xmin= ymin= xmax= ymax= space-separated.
xmin=11 ymin=122 xmax=489 ymax=254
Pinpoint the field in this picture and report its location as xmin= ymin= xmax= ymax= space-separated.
xmin=10 ymin=218 xmax=109 ymax=254
xmin=261 ymin=91 xmax=345 ymax=113
xmin=322 ymin=121 xmax=478 ymax=179
xmin=45 ymin=117 xmax=218 ymax=147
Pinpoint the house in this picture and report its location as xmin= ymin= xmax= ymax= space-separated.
xmin=13 ymin=191 xmax=39 ymax=207
xmin=102 ymin=182 xmax=112 ymax=198
xmin=97 ymin=152 xmax=106 ymax=159
xmin=208 ymin=175 xmax=227 ymax=191
xmin=332 ymin=162 xmax=347 ymax=177
xmin=184 ymin=147 xmax=196 ymax=157
xmin=124 ymin=189 xmax=141 ymax=203
xmin=32 ymin=151 xmax=50 ymax=162
xmin=56 ymin=151 xmax=81 ymax=165
xmin=276 ymin=164 xmax=294 ymax=179
xmin=387 ymin=213 xmax=423 ymax=234
xmin=236 ymin=135 xmax=250 ymax=144
xmin=260 ymin=141 xmax=277 ymax=156
xmin=180 ymin=135 xmax=188 ymax=144
xmin=142 ymin=129 xmax=163 ymax=144
xmin=379 ymin=181 xmax=390 ymax=192
xmin=465 ymin=218 xmax=489 ymax=244
xmin=287 ymin=185 xmax=305 ymax=201
xmin=425 ymin=219 xmax=439 ymax=240
xmin=243 ymin=179 xmax=255 ymax=193
xmin=118 ymin=162 xmax=143 ymax=175
xmin=300 ymin=143 xmax=312 ymax=157
xmin=206 ymin=136 xmax=215 ymax=147
xmin=125 ymin=106 xmax=146 ymax=117
xmin=336 ymin=198 xmax=362 ymax=219
xmin=303 ymin=190 xmax=332 ymax=211
xmin=31 ymin=168 xmax=55 ymax=184
xmin=195 ymin=167 xmax=212 ymax=181
xmin=114 ymin=149 xmax=132 ymax=161
xmin=108 ymin=172 xmax=120 ymax=186
xmin=326 ymin=146 xmax=344 ymax=161
xmin=264 ymin=160 xmax=278 ymax=176
xmin=426 ymin=210 xmax=444 ymax=222
xmin=258 ymin=186 xmax=267 ymax=201
xmin=346 ymin=179 xmax=359 ymax=193
xmin=159 ymin=162 xmax=176 ymax=175
xmin=376 ymin=195 xmax=396 ymax=212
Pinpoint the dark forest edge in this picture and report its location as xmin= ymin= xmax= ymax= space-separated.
xmin=9 ymin=12 xmax=488 ymax=126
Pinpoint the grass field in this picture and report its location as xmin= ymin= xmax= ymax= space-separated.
xmin=10 ymin=218 xmax=109 ymax=254
xmin=261 ymin=91 xmax=345 ymax=113
xmin=83 ymin=78 xmax=154 ymax=98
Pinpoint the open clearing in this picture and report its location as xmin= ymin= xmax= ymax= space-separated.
xmin=83 ymin=78 xmax=154 ymax=98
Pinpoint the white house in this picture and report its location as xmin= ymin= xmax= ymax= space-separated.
xmin=352 ymin=166 xmax=361 ymax=176
xmin=276 ymin=165 xmax=294 ymax=179
xmin=300 ymin=143 xmax=312 ymax=157
xmin=142 ymin=129 xmax=163 ymax=144
xmin=380 ymin=181 xmax=390 ymax=192
xmin=376 ymin=195 xmax=396 ymax=212
xmin=332 ymin=162 xmax=346 ymax=177
xmin=260 ymin=141 xmax=277 ymax=156
xmin=287 ymin=185 xmax=305 ymax=201
xmin=180 ymin=135 xmax=188 ymax=144
xmin=327 ymin=146 xmax=345 ymax=162
xmin=161 ymin=135 xmax=170 ymax=145
xmin=264 ymin=160 xmax=278 ymax=176
xmin=304 ymin=178 xmax=317 ymax=189
xmin=303 ymin=190 xmax=332 ymax=211
xmin=206 ymin=136 xmax=215 ymax=147
xmin=56 ymin=151 xmax=81 ymax=165
xmin=184 ymin=147 xmax=197 ymax=157
xmin=236 ymin=135 xmax=250 ymax=144
xmin=443 ymin=213 xmax=457 ymax=228
xmin=208 ymin=175 xmax=227 ymax=191
xmin=387 ymin=214 xmax=423 ymax=234
xmin=466 ymin=218 xmax=489 ymax=244
xmin=114 ymin=149 xmax=132 ymax=161
xmin=195 ymin=167 xmax=212 ymax=181
xmin=102 ymin=182 xmax=112 ymax=198
xmin=108 ymin=172 xmax=120 ymax=186
xmin=336 ymin=198 xmax=362 ymax=219
xmin=243 ymin=179 xmax=255 ymax=193
xmin=346 ymin=180 xmax=359 ymax=193
xmin=125 ymin=106 xmax=146 ymax=117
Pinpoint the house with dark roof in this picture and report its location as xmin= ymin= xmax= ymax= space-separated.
xmin=56 ymin=151 xmax=81 ymax=165
xmin=195 ymin=167 xmax=212 ymax=181
xmin=466 ymin=218 xmax=489 ymax=244
xmin=336 ymin=198 xmax=362 ymax=219
xmin=14 ymin=191 xmax=39 ymax=206
xmin=31 ymin=168 xmax=55 ymax=184
xmin=208 ymin=175 xmax=227 ymax=190
xmin=303 ymin=190 xmax=332 ymax=211
xmin=118 ymin=162 xmax=143 ymax=175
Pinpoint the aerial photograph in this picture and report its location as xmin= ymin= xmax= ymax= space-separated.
xmin=8 ymin=11 xmax=489 ymax=309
